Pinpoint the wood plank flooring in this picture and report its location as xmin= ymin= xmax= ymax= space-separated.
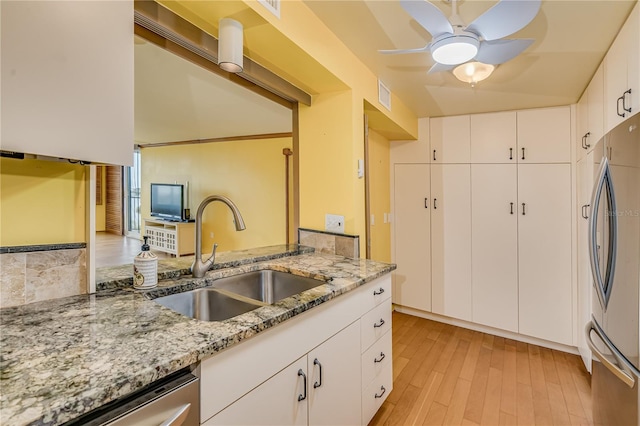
xmin=370 ymin=312 xmax=593 ymax=426
xmin=95 ymin=232 xmax=170 ymax=268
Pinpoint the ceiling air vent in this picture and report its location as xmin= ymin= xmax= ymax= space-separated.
xmin=378 ymin=79 xmax=391 ymax=111
xmin=259 ymin=0 xmax=281 ymax=19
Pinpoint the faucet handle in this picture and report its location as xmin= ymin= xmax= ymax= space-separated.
xmin=206 ymin=243 xmax=218 ymax=265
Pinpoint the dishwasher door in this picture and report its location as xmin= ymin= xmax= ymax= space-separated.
xmin=69 ymin=370 xmax=200 ymax=426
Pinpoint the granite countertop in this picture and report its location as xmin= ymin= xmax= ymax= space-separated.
xmin=0 ymin=245 xmax=396 ymax=425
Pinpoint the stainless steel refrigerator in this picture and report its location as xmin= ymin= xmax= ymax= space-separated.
xmin=586 ymin=113 xmax=640 ymax=425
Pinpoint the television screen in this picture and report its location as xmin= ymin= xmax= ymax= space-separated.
xmin=150 ymin=183 xmax=184 ymax=221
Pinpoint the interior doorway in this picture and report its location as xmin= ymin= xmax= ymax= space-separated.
xmin=124 ymin=149 xmax=141 ymax=239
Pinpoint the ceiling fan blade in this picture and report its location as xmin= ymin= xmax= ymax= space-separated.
xmin=400 ymin=0 xmax=453 ymax=38
xmin=379 ymin=45 xmax=430 ymax=55
xmin=474 ymin=39 xmax=535 ymax=65
xmin=466 ymin=0 xmax=541 ymax=41
xmin=427 ymin=62 xmax=455 ymax=74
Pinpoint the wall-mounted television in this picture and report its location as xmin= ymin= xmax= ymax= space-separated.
xmin=150 ymin=183 xmax=184 ymax=221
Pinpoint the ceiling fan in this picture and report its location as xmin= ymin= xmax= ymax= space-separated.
xmin=379 ymin=0 xmax=541 ymax=74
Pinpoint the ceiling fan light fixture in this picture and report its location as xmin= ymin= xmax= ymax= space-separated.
xmin=453 ymin=61 xmax=495 ymax=86
xmin=430 ymin=33 xmax=479 ymax=65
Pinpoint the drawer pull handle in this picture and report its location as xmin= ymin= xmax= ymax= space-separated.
xmin=313 ymin=358 xmax=323 ymax=389
xmin=297 ymin=369 xmax=307 ymax=401
xmin=373 ymin=288 xmax=385 ymax=296
xmin=375 ymin=385 xmax=386 ymax=399
xmin=374 ymin=319 xmax=385 ymax=328
xmin=374 ymin=352 xmax=386 ymax=363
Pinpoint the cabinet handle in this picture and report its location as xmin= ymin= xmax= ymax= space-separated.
xmin=522 ymin=203 xmax=526 ymax=216
xmin=374 ymin=352 xmax=386 ymax=363
xmin=582 ymin=132 xmax=591 ymax=150
xmin=521 ymin=147 xmax=526 ymax=160
xmin=433 ymin=198 xmax=438 ymax=209
xmin=374 ymin=318 xmax=385 ymax=328
xmin=510 ymin=202 xmax=514 ymax=215
xmin=424 ymin=198 xmax=428 ymax=209
xmin=582 ymin=204 xmax=590 ymax=219
xmin=433 ymin=149 xmax=437 ymax=161
xmin=623 ymin=89 xmax=632 ymax=114
xmin=373 ymin=288 xmax=385 ymax=296
xmin=297 ymin=369 xmax=307 ymax=401
xmin=617 ymin=95 xmax=626 ymax=118
xmin=375 ymin=385 xmax=386 ymax=399
xmin=313 ymin=358 xmax=323 ymax=389
xmin=509 ymin=147 xmax=513 ymax=160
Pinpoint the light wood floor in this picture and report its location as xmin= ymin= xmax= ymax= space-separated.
xmin=95 ymin=232 xmax=170 ymax=268
xmin=370 ymin=312 xmax=593 ymax=426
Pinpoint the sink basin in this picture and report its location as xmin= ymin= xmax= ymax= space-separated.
xmin=152 ymin=270 xmax=325 ymax=321
xmin=154 ymin=289 xmax=260 ymax=321
xmin=211 ymin=270 xmax=324 ymax=304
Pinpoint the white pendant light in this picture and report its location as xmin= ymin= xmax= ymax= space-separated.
xmin=218 ymin=18 xmax=244 ymax=73
xmin=453 ymin=61 xmax=495 ymax=87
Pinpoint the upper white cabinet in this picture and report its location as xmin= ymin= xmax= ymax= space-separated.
xmin=604 ymin=3 xmax=639 ymax=132
xmin=430 ymin=164 xmax=472 ymax=321
xmin=470 ymin=111 xmax=517 ymax=163
xmin=430 ymin=115 xmax=471 ymax=163
xmin=576 ymin=65 xmax=605 ymax=162
xmin=1 ymin=1 xmax=133 ymax=166
xmin=517 ymin=106 xmax=571 ymax=163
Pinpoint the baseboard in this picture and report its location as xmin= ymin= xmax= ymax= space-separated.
xmin=393 ymin=305 xmax=579 ymax=355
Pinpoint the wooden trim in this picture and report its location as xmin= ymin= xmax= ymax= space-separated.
xmin=137 ymin=132 xmax=293 ymax=148
xmin=292 ymin=104 xmax=300 ymax=244
xmin=364 ymin=114 xmax=371 ymax=259
xmin=95 ymin=165 xmax=103 ymax=205
xmin=105 ymin=166 xmax=124 ymax=235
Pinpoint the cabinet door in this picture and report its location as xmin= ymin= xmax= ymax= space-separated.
xmin=470 ymin=111 xmax=517 ymax=163
xmin=308 ymin=321 xmax=361 ymax=426
xmin=471 ymin=164 xmax=519 ymax=332
xmin=1 ymin=1 xmax=133 ymax=166
xmin=393 ymin=164 xmax=431 ymax=311
xmin=517 ymin=107 xmax=571 ymax=163
xmin=430 ymin=116 xmax=470 ymax=163
xmin=588 ymin=64 xmax=605 ymax=145
xmin=576 ymin=89 xmax=590 ymax=162
xmin=518 ymin=164 xmax=572 ymax=345
xmin=431 ymin=164 xmax=472 ymax=321
xmin=204 ymin=356 xmax=308 ymax=426
xmin=576 ymin=155 xmax=594 ymax=372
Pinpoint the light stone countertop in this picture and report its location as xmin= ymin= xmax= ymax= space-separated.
xmin=0 ymin=246 xmax=396 ymax=425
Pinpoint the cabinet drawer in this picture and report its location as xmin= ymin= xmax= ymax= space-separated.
xmin=360 ymin=275 xmax=392 ymax=316
xmin=361 ymin=330 xmax=392 ymax=388
xmin=362 ymin=363 xmax=393 ymax=425
xmin=361 ymin=300 xmax=392 ymax=352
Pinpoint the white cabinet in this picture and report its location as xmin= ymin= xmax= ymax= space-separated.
xmin=470 ymin=111 xmax=517 ymax=163
xmin=577 ymin=64 xmax=605 ymax=162
xmin=430 ymin=116 xmax=470 ymax=163
xmin=471 ymin=164 xmax=519 ymax=332
xmin=1 ymin=1 xmax=134 ymax=166
xmin=518 ymin=164 xmax=573 ymax=345
xmin=144 ymin=218 xmax=195 ymax=257
xmin=430 ymin=164 xmax=472 ymax=321
xmin=393 ymin=164 xmax=431 ymax=312
xmin=517 ymin=106 xmax=571 ymax=163
xmin=604 ymin=3 xmax=639 ymax=132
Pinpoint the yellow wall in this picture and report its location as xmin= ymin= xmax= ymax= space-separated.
xmin=368 ymin=128 xmax=391 ymax=263
xmin=141 ymin=137 xmax=292 ymax=252
xmin=0 ymin=158 xmax=86 ymax=246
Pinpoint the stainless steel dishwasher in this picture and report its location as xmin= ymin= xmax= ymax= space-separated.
xmin=65 ymin=369 xmax=199 ymax=426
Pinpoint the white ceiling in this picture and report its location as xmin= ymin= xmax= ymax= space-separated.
xmin=304 ymin=0 xmax=637 ymax=117
xmin=134 ymin=37 xmax=292 ymax=145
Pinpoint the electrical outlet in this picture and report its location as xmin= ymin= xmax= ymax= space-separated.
xmin=210 ymin=232 xmax=214 ymax=239
xmin=370 ymin=214 xmax=375 ymax=226
xmin=325 ymin=214 xmax=345 ymax=233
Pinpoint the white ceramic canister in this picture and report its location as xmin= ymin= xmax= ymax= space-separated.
xmin=134 ymin=236 xmax=158 ymax=288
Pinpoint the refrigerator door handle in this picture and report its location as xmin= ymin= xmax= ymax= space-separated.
xmin=586 ymin=319 xmax=639 ymax=388
xmin=588 ymin=157 xmax=618 ymax=310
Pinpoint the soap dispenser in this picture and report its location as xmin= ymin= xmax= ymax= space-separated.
xmin=133 ymin=236 xmax=158 ymax=289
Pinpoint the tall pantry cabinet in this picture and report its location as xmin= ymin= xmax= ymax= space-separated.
xmin=391 ymin=106 xmax=574 ymax=346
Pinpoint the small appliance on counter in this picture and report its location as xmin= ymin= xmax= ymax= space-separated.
xmin=133 ymin=236 xmax=158 ymax=289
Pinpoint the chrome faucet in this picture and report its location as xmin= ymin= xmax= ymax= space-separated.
xmin=191 ymin=195 xmax=246 ymax=278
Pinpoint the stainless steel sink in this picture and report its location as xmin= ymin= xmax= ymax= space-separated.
xmin=152 ymin=270 xmax=325 ymax=321
xmin=154 ymin=288 xmax=260 ymax=321
xmin=211 ymin=270 xmax=323 ymax=304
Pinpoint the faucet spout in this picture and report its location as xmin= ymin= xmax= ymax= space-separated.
xmin=191 ymin=195 xmax=246 ymax=278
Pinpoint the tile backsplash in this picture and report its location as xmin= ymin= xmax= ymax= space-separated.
xmin=298 ymin=228 xmax=359 ymax=258
xmin=0 ymin=246 xmax=86 ymax=308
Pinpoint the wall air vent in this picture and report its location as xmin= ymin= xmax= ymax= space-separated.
xmin=378 ymin=79 xmax=391 ymax=111
xmin=259 ymin=0 xmax=281 ymax=19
